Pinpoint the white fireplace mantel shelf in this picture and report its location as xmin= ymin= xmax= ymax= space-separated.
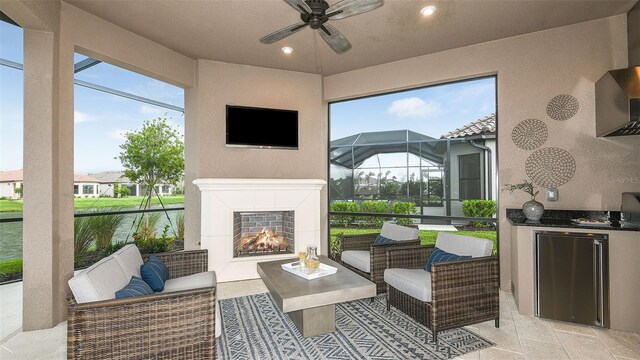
xmin=194 ymin=178 xmax=326 ymax=282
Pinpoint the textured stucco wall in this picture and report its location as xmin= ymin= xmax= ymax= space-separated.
xmin=324 ymin=14 xmax=640 ymax=291
xmin=185 ymin=60 xmax=328 ymax=254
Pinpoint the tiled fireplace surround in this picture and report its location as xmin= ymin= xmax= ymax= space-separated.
xmin=193 ymin=178 xmax=326 ymax=282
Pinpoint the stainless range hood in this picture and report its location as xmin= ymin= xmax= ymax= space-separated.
xmin=596 ymin=2 xmax=640 ymax=137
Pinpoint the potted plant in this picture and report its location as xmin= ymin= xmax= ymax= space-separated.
xmin=503 ymin=180 xmax=544 ymax=221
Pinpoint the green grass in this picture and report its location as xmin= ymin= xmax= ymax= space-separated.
xmin=0 ymin=258 xmax=23 ymax=276
xmin=0 ymin=195 xmax=184 ymax=213
xmin=330 ymin=227 xmax=498 ymax=251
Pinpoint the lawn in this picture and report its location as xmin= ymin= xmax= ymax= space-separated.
xmin=330 ymin=227 xmax=498 ymax=251
xmin=0 ymin=195 xmax=185 ymax=213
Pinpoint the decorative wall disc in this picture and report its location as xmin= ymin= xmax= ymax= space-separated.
xmin=511 ymin=119 xmax=548 ymax=150
xmin=525 ymin=147 xmax=576 ymax=188
xmin=546 ymin=94 xmax=579 ymax=121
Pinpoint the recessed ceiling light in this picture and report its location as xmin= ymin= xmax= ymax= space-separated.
xmin=282 ymin=46 xmax=293 ymax=54
xmin=420 ymin=5 xmax=436 ymax=16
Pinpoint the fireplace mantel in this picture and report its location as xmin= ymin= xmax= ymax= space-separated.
xmin=194 ymin=178 xmax=326 ymax=282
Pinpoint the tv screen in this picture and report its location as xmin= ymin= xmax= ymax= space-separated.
xmin=226 ymin=105 xmax=298 ymax=149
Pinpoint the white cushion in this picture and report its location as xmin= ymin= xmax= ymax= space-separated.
xmin=380 ymin=222 xmax=419 ymax=241
xmin=111 ymin=244 xmax=143 ymax=279
xmin=341 ymin=250 xmax=370 ymax=273
xmin=162 ymin=271 xmax=221 ymax=338
xmin=68 ymin=256 xmax=129 ymax=303
xmin=384 ymin=268 xmax=432 ymax=302
xmin=163 ymin=271 xmax=217 ymax=293
xmin=435 ymin=232 xmax=493 ymax=258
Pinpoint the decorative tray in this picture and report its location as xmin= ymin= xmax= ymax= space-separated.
xmin=571 ymin=218 xmax=611 ymax=226
xmin=281 ymin=262 xmax=338 ymax=280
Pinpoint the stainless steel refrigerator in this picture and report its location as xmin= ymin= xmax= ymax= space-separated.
xmin=535 ymin=231 xmax=609 ymax=327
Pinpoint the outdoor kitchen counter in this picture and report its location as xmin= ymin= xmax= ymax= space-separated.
xmin=506 ymin=209 xmax=640 ymax=231
xmin=506 ymin=215 xmax=640 ymax=333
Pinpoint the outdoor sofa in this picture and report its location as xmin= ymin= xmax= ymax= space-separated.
xmin=67 ymin=245 xmax=219 ymax=359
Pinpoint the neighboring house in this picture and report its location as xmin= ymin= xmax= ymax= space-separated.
xmin=0 ymin=169 xmax=23 ymax=199
xmin=440 ymin=114 xmax=497 ymax=219
xmin=329 ymin=114 xmax=496 ymax=220
xmin=0 ymin=169 xmax=101 ymax=199
xmin=89 ymin=171 xmax=174 ymax=197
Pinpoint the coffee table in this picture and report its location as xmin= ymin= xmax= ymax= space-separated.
xmin=257 ymin=255 xmax=375 ymax=337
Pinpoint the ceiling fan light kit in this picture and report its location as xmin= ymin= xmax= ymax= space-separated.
xmin=259 ymin=0 xmax=384 ymax=54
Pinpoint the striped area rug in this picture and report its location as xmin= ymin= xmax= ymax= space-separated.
xmin=217 ymin=293 xmax=493 ymax=359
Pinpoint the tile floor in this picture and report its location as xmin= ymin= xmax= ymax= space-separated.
xmin=1 ymin=280 xmax=639 ymax=359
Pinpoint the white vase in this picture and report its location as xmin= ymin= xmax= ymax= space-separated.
xmin=522 ymin=199 xmax=544 ymax=221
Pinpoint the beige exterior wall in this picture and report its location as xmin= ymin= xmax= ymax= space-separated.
xmin=324 ymin=14 xmax=640 ymax=291
xmin=184 ymin=60 xmax=328 ymax=254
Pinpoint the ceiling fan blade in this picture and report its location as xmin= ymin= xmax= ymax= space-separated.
xmin=283 ymin=0 xmax=312 ymax=14
xmin=327 ymin=0 xmax=383 ymax=20
xmin=319 ymin=24 xmax=352 ymax=54
xmin=260 ymin=22 xmax=309 ymax=44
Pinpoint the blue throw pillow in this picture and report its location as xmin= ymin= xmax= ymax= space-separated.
xmin=140 ymin=255 xmax=170 ymax=292
xmin=425 ymin=247 xmax=471 ymax=272
xmin=115 ymin=276 xmax=154 ymax=299
xmin=374 ymin=234 xmax=395 ymax=244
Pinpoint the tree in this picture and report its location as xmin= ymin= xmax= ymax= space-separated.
xmin=14 ymin=185 xmax=23 ymax=198
xmin=117 ymin=117 xmax=184 ymax=211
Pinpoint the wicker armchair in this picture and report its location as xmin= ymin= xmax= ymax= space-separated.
xmin=385 ymin=240 xmax=499 ymax=343
xmin=67 ymin=250 xmax=216 ymax=360
xmin=338 ymin=223 xmax=420 ymax=294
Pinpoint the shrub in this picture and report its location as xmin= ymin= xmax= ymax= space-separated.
xmin=0 ymin=258 xmax=23 ymax=276
xmin=74 ymin=216 xmax=95 ymax=267
xmin=392 ymin=201 xmax=418 ymax=226
xmin=88 ymin=211 xmax=125 ymax=252
xmin=330 ymin=201 xmax=360 ymax=227
xmin=175 ymin=211 xmax=185 ymax=240
xmin=360 ymin=201 xmax=390 ymax=227
xmin=134 ymin=224 xmax=173 ymax=254
xmin=462 ymin=200 xmax=497 ymax=227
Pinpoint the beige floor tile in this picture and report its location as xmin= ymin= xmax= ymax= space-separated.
xmin=1 ymin=323 xmax=66 ymax=360
xmin=513 ymin=312 xmax=560 ymax=344
xmin=479 ymin=348 xmax=525 ymax=360
xmin=456 ymin=349 xmax=481 ymax=359
xmin=593 ymin=328 xmax=640 ymax=359
xmin=615 ymin=356 xmax=640 ymax=360
xmin=550 ymin=320 xmax=597 ymax=337
xmin=0 ymin=346 xmax=17 ymax=360
xmin=217 ymin=278 xmax=268 ymax=299
xmin=474 ymin=321 xmax=524 ymax=354
xmin=556 ymin=331 xmax=615 ymax=360
xmin=520 ymin=337 xmax=570 ymax=360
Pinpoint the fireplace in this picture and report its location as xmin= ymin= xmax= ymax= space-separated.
xmin=233 ymin=211 xmax=294 ymax=257
xmin=194 ymin=178 xmax=325 ymax=282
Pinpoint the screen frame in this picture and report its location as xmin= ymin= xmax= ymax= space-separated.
xmin=225 ymin=105 xmax=299 ymax=150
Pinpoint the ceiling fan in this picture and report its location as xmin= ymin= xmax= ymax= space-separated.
xmin=259 ymin=0 xmax=384 ymax=54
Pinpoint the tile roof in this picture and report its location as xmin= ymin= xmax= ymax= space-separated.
xmin=88 ymin=171 xmax=130 ymax=183
xmin=440 ymin=113 xmax=496 ymax=139
xmin=0 ymin=169 xmax=99 ymax=183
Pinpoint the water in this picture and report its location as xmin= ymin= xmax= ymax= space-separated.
xmin=0 ymin=207 xmax=183 ymax=261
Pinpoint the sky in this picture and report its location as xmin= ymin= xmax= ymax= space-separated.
xmin=330 ymin=77 xmax=496 ymax=141
xmin=1 ymin=19 xmax=495 ymax=175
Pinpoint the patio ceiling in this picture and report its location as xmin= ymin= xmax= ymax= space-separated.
xmin=65 ymin=0 xmax=636 ymax=76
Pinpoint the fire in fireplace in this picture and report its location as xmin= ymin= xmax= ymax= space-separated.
xmin=233 ymin=211 xmax=294 ymax=257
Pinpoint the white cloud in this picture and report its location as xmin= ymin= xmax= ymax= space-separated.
xmin=74 ymin=110 xmax=91 ymax=123
xmin=108 ymin=128 xmax=127 ymax=141
xmin=388 ymin=97 xmax=442 ymax=118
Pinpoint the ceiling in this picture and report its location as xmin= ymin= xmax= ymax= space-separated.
xmin=65 ymin=0 xmax=637 ymax=76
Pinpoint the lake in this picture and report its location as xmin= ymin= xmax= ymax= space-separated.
xmin=0 ymin=207 xmax=184 ymax=261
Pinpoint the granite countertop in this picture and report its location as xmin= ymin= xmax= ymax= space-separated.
xmin=506 ymin=209 xmax=640 ymax=232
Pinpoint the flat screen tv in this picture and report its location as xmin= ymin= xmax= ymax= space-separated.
xmin=226 ymin=105 xmax=298 ymax=149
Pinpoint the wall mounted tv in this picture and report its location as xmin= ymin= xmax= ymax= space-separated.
xmin=226 ymin=105 xmax=298 ymax=149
